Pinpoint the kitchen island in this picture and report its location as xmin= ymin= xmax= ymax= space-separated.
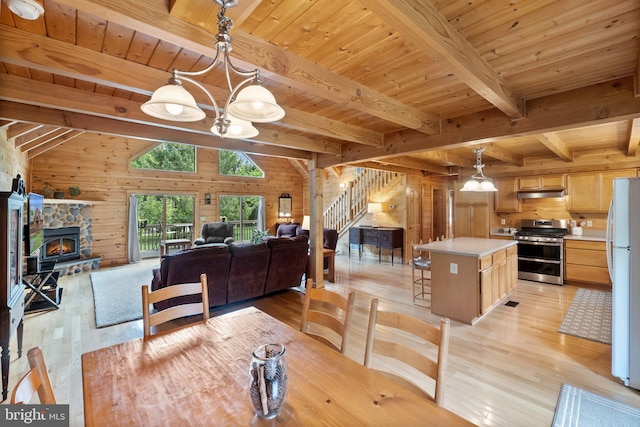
xmin=417 ymin=238 xmax=518 ymax=324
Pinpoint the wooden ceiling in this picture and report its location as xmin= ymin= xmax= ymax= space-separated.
xmin=1 ymin=0 xmax=640 ymax=178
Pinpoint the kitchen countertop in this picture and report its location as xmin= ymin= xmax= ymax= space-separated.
xmin=416 ymin=237 xmax=517 ymax=258
xmin=564 ymin=234 xmax=606 ymax=242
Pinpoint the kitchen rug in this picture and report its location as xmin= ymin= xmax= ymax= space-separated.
xmin=552 ymin=383 xmax=640 ymax=427
xmin=557 ymin=288 xmax=611 ymax=344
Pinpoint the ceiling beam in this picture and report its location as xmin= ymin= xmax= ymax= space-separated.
xmin=416 ymin=151 xmax=475 ymax=168
xmin=14 ymin=126 xmax=60 ymax=148
xmin=0 ymin=73 xmax=341 ymax=155
xmin=478 ymin=143 xmax=524 ymax=166
xmin=319 ymin=77 xmax=640 ymax=168
xmin=6 ymin=122 xmax=42 ymax=139
xmin=365 ymin=0 xmax=524 ymax=120
xmin=51 ymin=0 xmax=441 ymax=134
xmin=350 ymin=161 xmax=425 ymax=177
xmin=0 ymin=101 xmax=311 ymax=160
xmin=628 ymin=118 xmax=640 ymax=156
xmin=20 ymin=128 xmax=73 ymax=152
xmin=376 ymin=156 xmax=451 ymax=175
xmin=536 ymin=133 xmax=574 ymax=162
xmin=0 ymin=26 xmax=375 ymax=148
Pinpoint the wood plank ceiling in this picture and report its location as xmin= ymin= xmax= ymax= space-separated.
xmin=0 ymin=0 xmax=639 ymax=177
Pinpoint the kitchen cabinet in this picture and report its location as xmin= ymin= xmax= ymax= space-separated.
xmin=566 ymin=169 xmax=636 ymax=212
xmin=564 ymin=239 xmax=610 ymax=286
xmin=519 ymin=174 xmax=565 ymax=190
xmin=454 ymin=181 xmax=489 ymax=238
xmin=494 ymin=177 xmax=521 ymax=212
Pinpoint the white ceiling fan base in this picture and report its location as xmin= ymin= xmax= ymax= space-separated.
xmin=7 ymin=0 xmax=44 ymax=20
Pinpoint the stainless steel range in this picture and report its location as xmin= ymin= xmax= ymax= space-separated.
xmin=514 ymin=219 xmax=568 ymax=285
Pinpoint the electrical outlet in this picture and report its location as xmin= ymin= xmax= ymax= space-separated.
xmin=587 ymin=220 xmax=592 ymax=227
xmin=450 ymin=263 xmax=458 ymax=274
xmin=501 ymin=219 xmax=506 ymax=225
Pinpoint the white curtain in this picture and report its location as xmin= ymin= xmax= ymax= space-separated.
xmin=127 ymin=195 xmax=142 ymax=263
xmin=257 ymin=197 xmax=265 ymax=232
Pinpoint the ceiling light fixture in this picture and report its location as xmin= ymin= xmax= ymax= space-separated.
xmin=460 ymin=148 xmax=498 ymax=192
xmin=141 ymin=0 xmax=284 ymax=139
xmin=7 ymin=0 xmax=44 ymax=20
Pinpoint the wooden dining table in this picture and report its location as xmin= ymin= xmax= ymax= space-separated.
xmin=82 ymin=307 xmax=474 ymax=426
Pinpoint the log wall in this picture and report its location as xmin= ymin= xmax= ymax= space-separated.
xmin=28 ymin=133 xmax=304 ymax=267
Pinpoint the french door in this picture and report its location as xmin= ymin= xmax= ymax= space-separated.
xmin=136 ymin=194 xmax=195 ymax=257
xmin=220 ymin=195 xmax=264 ymax=242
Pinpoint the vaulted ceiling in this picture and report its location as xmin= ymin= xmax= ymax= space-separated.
xmin=1 ymin=0 xmax=639 ymax=178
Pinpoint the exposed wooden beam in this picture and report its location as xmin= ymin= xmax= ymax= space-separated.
xmin=27 ymin=131 xmax=85 ymax=159
xmin=7 ymin=122 xmax=43 ymax=140
xmin=0 ymin=101 xmax=311 ymax=160
xmin=0 ymin=74 xmax=341 ymax=155
xmin=327 ymin=166 xmax=342 ymax=178
xmin=416 ymin=151 xmax=475 ymax=168
xmin=288 ymin=159 xmax=309 ymax=178
xmin=51 ymin=0 xmax=441 ymax=134
xmin=350 ymin=161 xmax=425 ymax=177
xmin=320 ymin=77 xmax=640 ymax=168
xmin=169 ymin=0 xmax=262 ymax=31
xmin=478 ymin=143 xmax=524 ymax=166
xmin=377 ymin=156 xmax=451 ymax=175
xmin=628 ymin=118 xmax=640 ymax=156
xmin=20 ymin=128 xmax=73 ymax=152
xmin=366 ymin=0 xmax=524 ymax=120
xmin=536 ymin=133 xmax=574 ymax=162
xmin=14 ymin=126 xmax=60 ymax=148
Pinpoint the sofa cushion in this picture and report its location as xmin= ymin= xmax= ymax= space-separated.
xmin=276 ymin=223 xmax=299 ymax=238
xmin=227 ymin=242 xmax=270 ymax=304
xmin=264 ymin=235 xmax=309 ymax=293
xmin=153 ymin=244 xmax=231 ymax=309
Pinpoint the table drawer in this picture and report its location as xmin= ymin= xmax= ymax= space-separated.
xmin=492 ymin=249 xmax=506 ymax=264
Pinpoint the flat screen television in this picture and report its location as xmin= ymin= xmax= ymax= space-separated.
xmin=25 ymin=192 xmax=45 ymax=256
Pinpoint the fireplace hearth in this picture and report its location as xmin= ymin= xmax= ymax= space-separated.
xmin=41 ymin=226 xmax=81 ymax=263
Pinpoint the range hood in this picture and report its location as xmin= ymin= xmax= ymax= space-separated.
xmin=517 ymin=189 xmax=566 ymax=199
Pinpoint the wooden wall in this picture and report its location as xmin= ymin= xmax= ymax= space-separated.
xmin=28 ymin=133 xmax=304 ymax=267
xmin=0 ymin=127 xmax=29 ymax=191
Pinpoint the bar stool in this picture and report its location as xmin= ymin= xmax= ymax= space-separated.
xmin=410 ymin=240 xmax=431 ymax=305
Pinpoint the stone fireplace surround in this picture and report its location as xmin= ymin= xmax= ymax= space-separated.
xmin=42 ymin=200 xmax=101 ymax=276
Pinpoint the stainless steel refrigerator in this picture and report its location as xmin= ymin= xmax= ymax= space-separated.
xmin=607 ymin=177 xmax=640 ymax=389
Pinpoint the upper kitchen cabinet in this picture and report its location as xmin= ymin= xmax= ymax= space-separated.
xmin=518 ymin=174 xmax=565 ymax=190
xmin=567 ymin=169 xmax=637 ymax=212
xmin=454 ymin=181 xmax=490 ymax=238
xmin=494 ymin=178 xmax=521 ymax=212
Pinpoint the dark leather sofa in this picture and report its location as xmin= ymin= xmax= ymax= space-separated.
xmin=151 ymin=235 xmax=309 ymax=310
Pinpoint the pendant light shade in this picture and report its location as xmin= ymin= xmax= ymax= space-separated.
xmin=460 ymin=148 xmax=498 ymax=192
xmin=211 ymin=114 xmax=259 ymax=139
xmin=227 ymin=85 xmax=285 ymax=123
xmin=141 ymin=84 xmax=206 ymax=122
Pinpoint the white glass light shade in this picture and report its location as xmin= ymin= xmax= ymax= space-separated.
xmin=460 ymin=179 xmax=481 ymax=192
xmin=367 ymin=202 xmax=383 ymax=214
xmin=301 ymin=215 xmax=310 ymax=231
xmin=227 ymin=85 xmax=285 ymax=123
xmin=141 ymin=84 xmax=206 ymax=122
xmin=211 ymin=114 xmax=259 ymax=139
xmin=7 ymin=0 xmax=44 ymax=20
xmin=479 ymin=180 xmax=498 ymax=192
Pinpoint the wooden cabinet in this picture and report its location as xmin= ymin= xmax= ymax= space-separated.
xmin=348 ymin=226 xmax=404 ymax=264
xmin=0 ymin=189 xmax=25 ymax=400
xmin=567 ymin=169 xmax=637 ymax=212
xmin=519 ymin=174 xmax=565 ymax=190
xmin=564 ymin=239 xmax=610 ymax=286
xmin=479 ymin=248 xmax=510 ymax=314
xmin=454 ymin=181 xmax=489 ymax=238
xmin=494 ymin=177 xmax=521 ymax=212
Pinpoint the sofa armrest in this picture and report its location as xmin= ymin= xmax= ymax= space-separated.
xmin=193 ymin=237 xmax=206 ymax=245
xmin=224 ymin=236 xmax=235 ymax=244
xmin=151 ymin=267 xmax=162 ymax=291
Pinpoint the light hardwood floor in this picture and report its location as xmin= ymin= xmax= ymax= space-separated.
xmin=4 ymin=253 xmax=640 ymax=426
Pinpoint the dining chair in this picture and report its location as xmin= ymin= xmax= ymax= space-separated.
xmin=10 ymin=347 xmax=56 ymax=404
xmin=410 ymin=240 xmax=431 ymax=305
xmin=300 ymin=278 xmax=355 ymax=354
xmin=142 ymin=273 xmax=210 ymax=337
xmin=364 ymin=297 xmax=451 ymax=406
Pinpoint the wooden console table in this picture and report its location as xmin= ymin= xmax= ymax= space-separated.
xmin=348 ymin=226 xmax=404 ymax=265
xmin=159 ymin=238 xmax=191 ymax=257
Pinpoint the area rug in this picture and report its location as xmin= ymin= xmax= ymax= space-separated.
xmin=552 ymin=383 xmax=640 ymax=427
xmin=558 ymin=288 xmax=611 ymax=344
xmin=90 ymin=260 xmax=158 ymax=328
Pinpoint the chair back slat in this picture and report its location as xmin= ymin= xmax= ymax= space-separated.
xmin=11 ymin=347 xmax=56 ymax=405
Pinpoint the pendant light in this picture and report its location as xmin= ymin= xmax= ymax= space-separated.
xmin=460 ymin=148 xmax=498 ymax=192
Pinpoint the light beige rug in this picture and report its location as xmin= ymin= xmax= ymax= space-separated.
xmin=558 ymin=288 xmax=611 ymax=344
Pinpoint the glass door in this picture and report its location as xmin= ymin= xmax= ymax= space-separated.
xmin=220 ymin=195 xmax=264 ymax=242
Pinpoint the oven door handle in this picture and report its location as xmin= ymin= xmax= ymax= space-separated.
xmin=517 ymin=241 xmax=563 ymax=247
xmin=518 ymin=256 xmax=561 ymax=264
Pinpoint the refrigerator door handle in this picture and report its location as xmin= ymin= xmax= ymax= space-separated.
xmin=606 ymin=198 xmax=614 ymax=283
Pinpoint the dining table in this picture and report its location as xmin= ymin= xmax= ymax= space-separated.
xmin=81 ymin=307 xmax=474 ymax=426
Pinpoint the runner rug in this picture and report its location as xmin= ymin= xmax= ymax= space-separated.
xmin=557 ymin=288 xmax=612 ymax=344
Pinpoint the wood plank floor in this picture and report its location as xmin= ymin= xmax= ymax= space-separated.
xmin=4 ymin=253 xmax=640 ymax=426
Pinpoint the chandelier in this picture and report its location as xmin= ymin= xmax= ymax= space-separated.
xmin=460 ymin=148 xmax=498 ymax=192
xmin=141 ymin=0 xmax=285 ymax=139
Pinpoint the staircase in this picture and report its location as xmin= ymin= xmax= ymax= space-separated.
xmin=323 ymin=169 xmax=399 ymax=236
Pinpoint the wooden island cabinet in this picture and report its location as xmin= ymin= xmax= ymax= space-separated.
xmin=417 ymin=238 xmax=518 ymax=325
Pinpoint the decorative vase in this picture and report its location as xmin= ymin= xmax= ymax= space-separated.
xmin=249 ymin=343 xmax=288 ymax=419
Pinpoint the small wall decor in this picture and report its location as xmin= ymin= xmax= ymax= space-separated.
xmin=204 ymin=193 xmax=211 ymax=205
xmin=278 ymin=193 xmax=292 ymax=219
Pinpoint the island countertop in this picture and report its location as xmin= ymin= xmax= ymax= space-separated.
xmin=417 ymin=237 xmax=517 ymax=258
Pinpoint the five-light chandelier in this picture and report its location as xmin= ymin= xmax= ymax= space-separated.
xmin=141 ymin=0 xmax=284 ymax=139
xmin=460 ymin=148 xmax=498 ymax=192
